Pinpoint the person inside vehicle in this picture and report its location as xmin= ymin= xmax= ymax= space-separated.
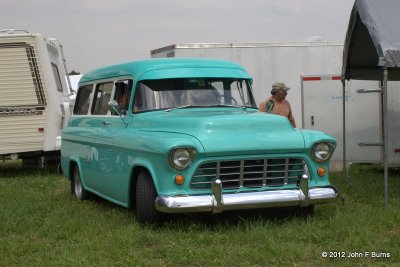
xmin=115 ymin=82 xmax=130 ymax=114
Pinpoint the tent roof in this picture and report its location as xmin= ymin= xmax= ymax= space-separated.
xmin=342 ymin=0 xmax=400 ymax=80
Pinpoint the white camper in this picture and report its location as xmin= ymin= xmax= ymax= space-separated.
xmin=0 ymin=29 xmax=71 ymax=165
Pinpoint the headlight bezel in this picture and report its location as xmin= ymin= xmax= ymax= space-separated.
xmin=311 ymin=141 xmax=335 ymax=163
xmin=168 ymin=147 xmax=196 ymax=170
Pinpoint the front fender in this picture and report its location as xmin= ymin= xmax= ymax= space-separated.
xmin=124 ymin=131 xmax=204 ymax=195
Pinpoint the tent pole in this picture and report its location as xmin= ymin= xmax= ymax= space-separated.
xmin=383 ymin=68 xmax=388 ymax=208
xmin=342 ymin=80 xmax=348 ymax=181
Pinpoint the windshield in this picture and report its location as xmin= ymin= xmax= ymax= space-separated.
xmin=132 ymin=78 xmax=256 ymax=112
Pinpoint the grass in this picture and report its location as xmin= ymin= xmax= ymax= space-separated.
xmin=0 ymin=164 xmax=399 ymax=266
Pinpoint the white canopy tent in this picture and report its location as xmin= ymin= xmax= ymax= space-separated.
xmin=342 ymin=0 xmax=400 ymax=207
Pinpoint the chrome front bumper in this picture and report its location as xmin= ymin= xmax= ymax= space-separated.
xmin=155 ymin=175 xmax=338 ymax=214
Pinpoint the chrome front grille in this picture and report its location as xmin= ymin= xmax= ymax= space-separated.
xmin=191 ymin=158 xmax=308 ymax=190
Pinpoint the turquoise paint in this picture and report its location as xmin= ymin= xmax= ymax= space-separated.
xmin=62 ymin=58 xmax=336 ymax=208
xmin=130 ymin=109 xmax=305 ymax=155
xmin=79 ymin=58 xmax=251 ymax=84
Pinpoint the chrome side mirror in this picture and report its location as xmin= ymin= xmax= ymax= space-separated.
xmin=108 ymin=100 xmax=128 ymax=127
xmin=108 ymin=100 xmax=119 ymax=113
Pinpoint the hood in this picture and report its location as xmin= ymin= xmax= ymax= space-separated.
xmin=133 ymin=109 xmax=305 ymax=155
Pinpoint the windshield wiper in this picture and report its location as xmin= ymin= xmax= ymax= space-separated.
xmin=212 ymin=104 xmax=239 ymax=108
xmin=164 ymin=104 xmax=256 ymax=112
xmin=164 ymin=105 xmax=202 ymax=112
xmin=212 ymin=104 xmax=257 ymax=110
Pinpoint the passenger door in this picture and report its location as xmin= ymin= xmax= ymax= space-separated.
xmin=87 ymin=80 xmax=133 ymax=204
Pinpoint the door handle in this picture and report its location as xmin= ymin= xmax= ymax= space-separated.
xmin=311 ymin=116 xmax=314 ymax=126
xmin=102 ymin=121 xmax=110 ymax=126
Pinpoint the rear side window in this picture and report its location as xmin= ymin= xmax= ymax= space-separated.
xmin=51 ymin=63 xmax=63 ymax=92
xmin=91 ymin=82 xmax=113 ymax=115
xmin=74 ymin=85 xmax=93 ymax=115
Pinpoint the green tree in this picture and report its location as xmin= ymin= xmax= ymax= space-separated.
xmin=68 ymin=70 xmax=80 ymax=75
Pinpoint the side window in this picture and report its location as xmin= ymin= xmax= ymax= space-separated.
xmin=133 ymin=83 xmax=156 ymax=112
xmin=73 ymin=85 xmax=93 ymax=115
xmin=51 ymin=63 xmax=63 ymax=92
xmin=92 ymin=82 xmax=113 ymax=115
xmin=112 ymin=80 xmax=132 ymax=115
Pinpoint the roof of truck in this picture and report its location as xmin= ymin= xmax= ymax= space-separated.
xmin=79 ymin=58 xmax=251 ymax=84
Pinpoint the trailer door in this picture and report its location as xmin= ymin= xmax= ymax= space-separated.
xmin=301 ymin=75 xmax=382 ymax=166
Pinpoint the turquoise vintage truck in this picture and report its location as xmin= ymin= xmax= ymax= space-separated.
xmin=61 ymin=58 xmax=338 ymax=223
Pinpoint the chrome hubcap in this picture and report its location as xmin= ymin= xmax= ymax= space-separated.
xmin=74 ymin=169 xmax=82 ymax=198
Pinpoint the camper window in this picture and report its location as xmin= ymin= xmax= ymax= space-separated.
xmin=92 ymin=82 xmax=113 ymax=115
xmin=51 ymin=63 xmax=63 ymax=92
xmin=74 ymin=84 xmax=93 ymax=115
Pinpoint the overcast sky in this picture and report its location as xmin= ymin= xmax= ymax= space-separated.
xmin=1 ymin=0 xmax=354 ymax=73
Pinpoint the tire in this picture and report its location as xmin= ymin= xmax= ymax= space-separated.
xmin=72 ymin=165 xmax=90 ymax=200
xmin=136 ymin=171 xmax=161 ymax=223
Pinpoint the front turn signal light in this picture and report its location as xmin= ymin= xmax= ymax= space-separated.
xmin=317 ymin=167 xmax=326 ymax=177
xmin=175 ymin=174 xmax=185 ymax=185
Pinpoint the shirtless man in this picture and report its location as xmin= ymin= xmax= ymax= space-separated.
xmin=259 ymin=82 xmax=296 ymax=128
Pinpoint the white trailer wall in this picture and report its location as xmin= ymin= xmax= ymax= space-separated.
xmin=151 ymin=43 xmax=344 ymax=127
xmin=301 ymin=76 xmax=382 ymax=168
xmin=0 ymin=35 xmax=49 ymax=154
xmin=387 ymin=81 xmax=400 ymax=165
xmin=302 ymin=76 xmax=400 ymax=167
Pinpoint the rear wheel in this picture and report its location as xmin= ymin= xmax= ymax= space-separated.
xmin=136 ymin=171 xmax=161 ymax=223
xmin=72 ymin=165 xmax=90 ymax=200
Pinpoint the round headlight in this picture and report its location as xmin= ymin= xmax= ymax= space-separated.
xmin=312 ymin=142 xmax=334 ymax=163
xmin=169 ymin=148 xmax=195 ymax=170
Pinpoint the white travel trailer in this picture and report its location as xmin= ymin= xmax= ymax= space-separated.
xmin=0 ymin=29 xmax=72 ymax=165
xmin=151 ymin=43 xmax=394 ymax=169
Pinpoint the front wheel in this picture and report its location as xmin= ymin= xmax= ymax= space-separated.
xmin=136 ymin=171 xmax=161 ymax=223
xmin=72 ymin=165 xmax=90 ymax=200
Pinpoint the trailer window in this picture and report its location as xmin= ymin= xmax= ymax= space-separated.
xmin=92 ymin=82 xmax=113 ymax=115
xmin=74 ymin=85 xmax=93 ymax=115
xmin=51 ymin=63 xmax=63 ymax=92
